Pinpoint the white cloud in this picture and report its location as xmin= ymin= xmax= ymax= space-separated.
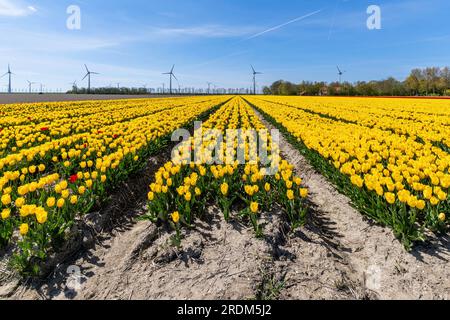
xmin=0 ymin=28 xmax=120 ymax=53
xmin=143 ymin=25 xmax=257 ymax=39
xmin=0 ymin=23 xmax=256 ymax=57
xmin=0 ymin=0 xmax=36 ymax=17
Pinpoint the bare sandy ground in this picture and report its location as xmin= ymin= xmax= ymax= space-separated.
xmin=2 ymin=110 xmax=449 ymax=300
xmin=0 ymin=94 xmax=179 ymax=104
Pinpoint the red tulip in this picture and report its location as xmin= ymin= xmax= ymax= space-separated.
xmin=69 ymin=174 xmax=78 ymax=183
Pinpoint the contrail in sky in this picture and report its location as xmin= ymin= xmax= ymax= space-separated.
xmin=243 ymin=9 xmax=323 ymax=41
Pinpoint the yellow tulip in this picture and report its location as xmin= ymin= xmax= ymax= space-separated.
xmin=287 ymin=190 xmax=294 ymax=200
xmin=15 ymin=197 xmax=25 ymax=208
xmin=300 ymin=188 xmax=308 ymax=198
xmin=19 ymin=223 xmax=29 ymax=236
xmin=35 ymin=208 xmax=48 ymax=224
xmin=78 ymin=186 xmax=86 ymax=195
xmin=171 ymin=211 xmax=180 ymax=223
xmin=57 ymin=198 xmax=65 ymax=208
xmin=1 ymin=208 xmax=11 ymax=220
xmin=1 ymin=194 xmax=11 ymax=205
xmin=70 ymin=195 xmax=78 ymax=205
xmin=385 ymin=192 xmax=396 ymax=205
xmin=47 ymin=197 xmax=56 ymax=207
xmin=250 ymin=202 xmax=259 ymax=214
xmin=220 ymin=183 xmax=229 ymax=196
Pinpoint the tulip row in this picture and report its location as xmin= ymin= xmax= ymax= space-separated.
xmin=142 ymin=97 xmax=309 ymax=245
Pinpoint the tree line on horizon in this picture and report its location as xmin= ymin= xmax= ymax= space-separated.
xmin=262 ymin=67 xmax=450 ymax=96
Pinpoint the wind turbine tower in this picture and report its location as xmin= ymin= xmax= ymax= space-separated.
xmin=82 ymin=64 xmax=99 ymax=93
xmin=337 ymin=66 xmax=346 ymax=83
xmin=163 ymin=65 xmax=177 ymax=94
xmin=1 ymin=64 xmax=14 ymax=94
xmin=251 ymin=65 xmax=262 ymax=95
xmin=207 ymin=82 xmax=213 ymax=95
xmin=70 ymin=81 xmax=78 ymax=93
xmin=27 ymin=80 xmax=37 ymax=93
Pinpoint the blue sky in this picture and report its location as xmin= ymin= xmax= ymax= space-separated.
xmin=1 ymin=0 xmax=450 ymax=92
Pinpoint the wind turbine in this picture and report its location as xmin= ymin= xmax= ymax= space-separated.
xmin=337 ymin=66 xmax=346 ymax=83
xmin=1 ymin=64 xmax=14 ymax=94
xmin=207 ymin=82 xmax=213 ymax=94
xmin=69 ymin=80 xmax=78 ymax=93
xmin=81 ymin=64 xmax=99 ymax=93
xmin=27 ymin=80 xmax=37 ymax=93
xmin=162 ymin=65 xmax=177 ymax=94
xmin=251 ymin=65 xmax=262 ymax=95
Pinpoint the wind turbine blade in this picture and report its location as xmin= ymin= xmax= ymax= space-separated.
xmin=84 ymin=64 xmax=90 ymax=73
xmin=162 ymin=72 xmax=171 ymax=75
xmin=91 ymin=72 xmax=100 ymax=75
xmin=172 ymin=73 xmax=178 ymax=81
xmin=337 ymin=66 xmax=342 ymax=73
xmin=82 ymin=73 xmax=89 ymax=81
xmin=251 ymin=65 xmax=256 ymax=73
xmin=171 ymin=65 xmax=175 ymax=73
xmin=0 ymin=73 xmax=7 ymax=78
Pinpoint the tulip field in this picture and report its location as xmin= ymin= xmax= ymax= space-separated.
xmin=246 ymin=96 xmax=449 ymax=249
xmin=0 ymin=96 xmax=229 ymax=272
xmin=0 ymin=95 xmax=449 ymax=275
